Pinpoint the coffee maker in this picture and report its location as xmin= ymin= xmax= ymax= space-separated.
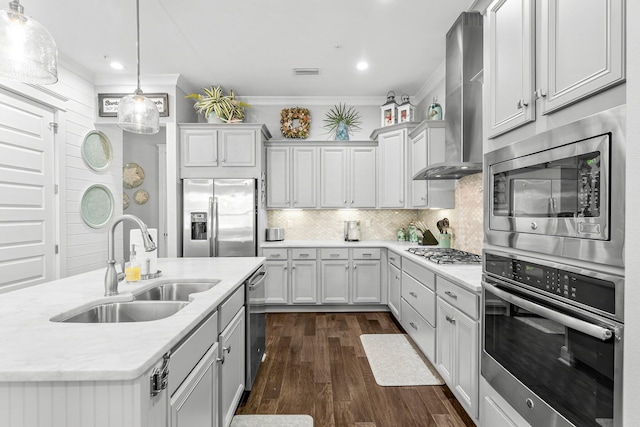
xmin=344 ymin=220 xmax=361 ymax=241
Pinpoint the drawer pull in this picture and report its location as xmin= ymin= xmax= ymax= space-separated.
xmin=445 ymin=315 xmax=456 ymax=324
xmin=445 ymin=290 xmax=458 ymax=299
xmin=409 ymin=291 xmax=418 ymax=298
xmin=223 ymin=345 xmax=232 ymax=354
xmin=363 ymin=253 xmax=372 ymax=256
xmin=390 ymin=257 xmax=396 ymax=261
xmin=292 ymin=265 xmax=296 ymax=270
xmin=396 ymin=275 xmax=400 ymax=280
xmin=409 ymin=322 xmax=418 ymax=330
xmin=270 ymin=254 xmax=281 ymax=258
xmin=354 ymin=265 xmax=358 ymax=270
xmin=300 ymin=253 xmax=309 ymax=257
xmin=331 ymin=254 xmax=340 ymax=258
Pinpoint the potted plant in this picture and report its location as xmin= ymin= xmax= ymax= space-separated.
xmin=323 ymin=103 xmax=362 ymax=140
xmin=186 ymin=86 xmax=251 ymax=123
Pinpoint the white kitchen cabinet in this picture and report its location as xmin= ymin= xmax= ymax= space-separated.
xmin=376 ymin=128 xmax=405 ymax=208
xmin=320 ymin=147 xmax=349 ymax=208
xmin=219 ymin=307 xmax=245 ymax=427
xmin=486 ymin=0 xmax=535 ymax=138
xmin=266 ymin=146 xmax=317 ymax=209
xmin=352 ymin=260 xmax=381 ymax=304
xmin=350 ymin=146 xmax=377 ymax=208
xmin=291 ymin=147 xmax=318 ymax=208
xmin=486 ymin=0 xmax=625 ymax=138
xmin=291 ymin=260 xmax=317 ymax=304
xmin=319 ymin=146 xmax=376 ymax=209
xmin=265 ymin=147 xmax=289 ymax=208
xmin=408 ymin=121 xmax=454 ymax=209
xmin=320 ymin=259 xmax=350 ymax=303
xmin=435 ymin=277 xmax=480 ymax=420
xmin=264 ymin=259 xmax=288 ymax=304
xmin=388 ymin=263 xmax=401 ymax=320
xmin=180 ymin=124 xmax=270 ymax=178
xmin=170 ymin=342 xmax=218 ymax=427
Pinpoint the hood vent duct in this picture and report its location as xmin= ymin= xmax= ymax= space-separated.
xmin=414 ymin=12 xmax=483 ymax=180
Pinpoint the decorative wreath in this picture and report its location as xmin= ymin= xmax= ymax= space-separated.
xmin=280 ymin=107 xmax=311 ymax=139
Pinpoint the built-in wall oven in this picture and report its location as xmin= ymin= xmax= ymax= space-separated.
xmin=482 ymin=249 xmax=623 ymax=427
xmin=484 ymin=106 xmax=625 ymax=268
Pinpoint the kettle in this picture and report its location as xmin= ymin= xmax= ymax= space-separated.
xmin=344 ymin=220 xmax=361 ymax=241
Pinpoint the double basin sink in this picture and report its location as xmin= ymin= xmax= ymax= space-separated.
xmin=54 ymin=281 xmax=220 ymax=324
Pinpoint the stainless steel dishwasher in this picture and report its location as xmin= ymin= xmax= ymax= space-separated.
xmin=245 ymin=265 xmax=266 ymax=390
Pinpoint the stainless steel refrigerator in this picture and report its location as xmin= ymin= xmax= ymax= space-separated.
xmin=183 ymin=178 xmax=257 ymax=257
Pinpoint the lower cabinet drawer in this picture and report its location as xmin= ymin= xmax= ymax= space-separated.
xmin=352 ymin=248 xmax=381 ymax=260
xmin=262 ymin=248 xmax=287 ymax=260
xmin=401 ymin=272 xmax=436 ymax=326
xmin=169 ymin=311 xmax=218 ymax=396
xmin=219 ymin=285 xmax=245 ymax=333
xmin=437 ymin=276 xmax=478 ymax=319
xmin=388 ymin=251 xmax=402 ymax=269
xmin=291 ymin=248 xmax=316 ymax=260
xmin=321 ymin=248 xmax=349 ymax=260
xmin=401 ymin=298 xmax=435 ymax=363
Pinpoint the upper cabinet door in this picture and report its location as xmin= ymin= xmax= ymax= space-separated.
xmin=266 ymin=147 xmax=290 ymax=208
xmin=486 ymin=0 xmax=535 ymax=138
xmin=219 ymin=129 xmax=256 ymax=167
xmin=320 ymin=147 xmax=348 ymax=208
xmin=350 ymin=147 xmax=376 ymax=208
xmin=540 ymin=0 xmax=625 ymax=114
xmin=378 ymin=129 xmax=405 ymax=208
xmin=181 ymin=128 xmax=218 ymax=168
xmin=291 ymin=147 xmax=317 ymax=208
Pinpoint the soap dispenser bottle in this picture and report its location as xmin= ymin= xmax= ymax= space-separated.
xmin=126 ymin=244 xmax=141 ymax=282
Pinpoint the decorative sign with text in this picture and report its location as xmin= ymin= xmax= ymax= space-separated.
xmin=98 ymin=93 xmax=169 ymax=117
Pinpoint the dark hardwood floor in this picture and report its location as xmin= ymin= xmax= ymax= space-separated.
xmin=236 ymin=312 xmax=476 ymax=427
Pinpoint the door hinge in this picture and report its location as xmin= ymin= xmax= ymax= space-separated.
xmin=55 ymin=244 xmax=59 ymax=254
xmin=54 ymin=184 xmax=59 ymax=194
xmin=48 ymin=122 xmax=58 ymax=133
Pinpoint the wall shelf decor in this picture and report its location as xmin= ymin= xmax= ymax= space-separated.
xmin=80 ymin=184 xmax=114 ymax=228
xmin=81 ymin=130 xmax=113 ymax=172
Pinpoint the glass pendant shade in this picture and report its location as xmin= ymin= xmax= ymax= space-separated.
xmin=117 ymin=0 xmax=159 ymax=135
xmin=117 ymin=89 xmax=159 ymax=134
xmin=0 ymin=1 xmax=58 ymax=84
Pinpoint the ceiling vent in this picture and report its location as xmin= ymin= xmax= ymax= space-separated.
xmin=293 ymin=68 xmax=320 ymax=76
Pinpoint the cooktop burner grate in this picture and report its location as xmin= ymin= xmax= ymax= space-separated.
xmin=407 ymin=247 xmax=482 ymax=264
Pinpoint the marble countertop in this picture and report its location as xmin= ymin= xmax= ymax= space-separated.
xmin=0 ymin=257 xmax=264 ymax=382
xmin=262 ymin=240 xmax=482 ymax=293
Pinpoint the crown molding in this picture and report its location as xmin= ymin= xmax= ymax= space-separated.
xmin=239 ymin=95 xmax=383 ymax=106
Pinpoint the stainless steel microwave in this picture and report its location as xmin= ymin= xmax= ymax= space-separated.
xmin=484 ymin=106 xmax=626 ymax=268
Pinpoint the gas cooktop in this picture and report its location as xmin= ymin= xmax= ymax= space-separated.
xmin=407 ymin=247 xmax=482 ymax=264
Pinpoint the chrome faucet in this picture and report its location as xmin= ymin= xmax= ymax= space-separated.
xmin=105 ymin=214 xmax=156 ymax=296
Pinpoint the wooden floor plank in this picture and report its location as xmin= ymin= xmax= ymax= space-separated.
xmin=237 ymin=312 xmax=475 ymax=427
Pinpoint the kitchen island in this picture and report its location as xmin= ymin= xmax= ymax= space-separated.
xmin=0 ymin=257 xmax=264 ymax=427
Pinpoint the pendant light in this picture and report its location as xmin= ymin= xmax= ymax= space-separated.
xmin=0 ymin=0 xmax=58 ymax=84
xmin=117 ymin=0 xmax=159 ymax=135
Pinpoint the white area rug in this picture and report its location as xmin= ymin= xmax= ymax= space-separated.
xmin=360 ymin=334 xmax=444 ymax=386
xmin=515 ymin=317 xmax=565 ymax=334
xmin=231 ymin=415 xmax=313 ymax=426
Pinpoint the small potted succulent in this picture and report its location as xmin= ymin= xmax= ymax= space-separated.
xmin=323 ymin=103 xmax=362 ymax=140
xmin=186 ymin=86 xmax=251 ymax=123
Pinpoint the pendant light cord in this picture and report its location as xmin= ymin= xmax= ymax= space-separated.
xmin=135 ymin=0 xmax=141 ymax=93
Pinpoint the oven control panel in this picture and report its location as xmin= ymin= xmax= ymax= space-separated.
xmin=485 ymin=253 xmax=615 ymax=315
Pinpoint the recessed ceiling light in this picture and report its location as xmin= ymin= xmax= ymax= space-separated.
xmin=110 ymin=61 xmax=124 ymax=70
xmin=357 ymin=61 xmax=369 ymax=71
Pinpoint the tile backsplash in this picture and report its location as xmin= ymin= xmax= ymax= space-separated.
xmin=268 ymin=173 xmax=484 ymax=254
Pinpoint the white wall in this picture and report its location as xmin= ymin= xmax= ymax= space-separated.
xmin=623 ymin=2 xmax=639 ymax=425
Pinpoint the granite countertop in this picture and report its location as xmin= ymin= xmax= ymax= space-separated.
xmin=262 ymin=240 xmax=482 ymax=293
xmin=0 ymin=257 xmax=264 ymax=382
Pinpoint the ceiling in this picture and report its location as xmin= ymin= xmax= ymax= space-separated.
xmin=25 ymin=0 xmax=476 ymax=97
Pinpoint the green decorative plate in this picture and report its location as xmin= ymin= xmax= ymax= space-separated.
xmin=81 ymin=130 xmax=113 ymax=172
xmin=81 ymin=185 xmax=114 ymax=228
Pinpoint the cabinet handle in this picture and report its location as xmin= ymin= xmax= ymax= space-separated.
xmin=300 ymin=253 xmax=309 ymax=257
xmin=445 ymin=315 xmax=456 ymax=324
xmin=331 ymin=254 xmax=340 ymax=258
xmin=344 ymin=200 xmax=347 ymax=204
xmin=517 ymin=99 xmax=529 ymax=109
xmin=399 ymin=199 xmax=403 ymax=203
xmin=421 ymin=196 xmax=426 ymax=201
xmin=271 ymin=254 xmax=281 ymax=258
xmin=345 ymin=265 xmax=349 ymax=270
xmin=351 ymin=200 xmax=354 ymax=204
xmin=535 ymin=89 xmax=547 ymax=99
xmin=445 ymin=290 xmax=458 ymax=299
xmin=354 ymin=265 xmax=358 ymax=269
xmin=284 ymin=266 xmax=287 ymax=270
xmin=217 ymin=355 xmax=225 ymax=364
xmin=409 ymin=322 xmax=418 ymax=330
xmin=363 ymin=253 xmax=372 ymax=257
xmin=224 ymin=345 xmax=231 ymax=354
xmin=292 ymin=265 xmax=296 ymax=270
xmin=396 ymin=275 xmax=400 ymax=280
xmin=390 ymin=257 xmax=396 ymax=261
xmin=409 ymin=291 xmax=418 ymax=298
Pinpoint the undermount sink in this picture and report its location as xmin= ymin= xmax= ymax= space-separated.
xmin=55 ymin=301 xmax=189 ymax=323
xmin=133 ymin=281 xmax=220 ymax=302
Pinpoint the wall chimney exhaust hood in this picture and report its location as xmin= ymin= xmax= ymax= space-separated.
xmin=414 ymin=12 xmax=483 ymax=180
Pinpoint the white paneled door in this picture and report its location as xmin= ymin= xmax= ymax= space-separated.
xmin=0 ymin=90 xmax=56 ymax=292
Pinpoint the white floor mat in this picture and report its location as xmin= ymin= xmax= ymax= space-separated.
xmin=360 ymin=334 xmax=444 ymax=386
xmin=231 ymin=415 xmax=313 ymax=426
